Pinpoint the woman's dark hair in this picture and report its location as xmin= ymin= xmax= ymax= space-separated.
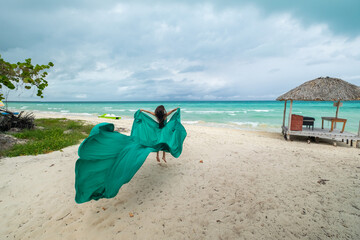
xmin=155 ymin=105 xmax=167 ymax=128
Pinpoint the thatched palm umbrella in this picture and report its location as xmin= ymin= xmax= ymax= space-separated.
xmin=277 ymin=77 xmax=360 ymax=101
xmin=277 ymin=77 xmax=360 ymax=138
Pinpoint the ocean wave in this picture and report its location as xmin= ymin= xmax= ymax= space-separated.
xmin=72 ymin=112 xmax=95 ymax=116
xmin=182 ymin=120 xmax=199 ymax=124
xmin=247 ymin=109 xmax=273 ymax=112
xmin=60 ymin=110 xmax=69 ymax=113
xmin=108 ymin=109 xmax=126 ymax=112
xmin=231 ymin=121 xmax=260 ymax=127
xmin=229 ymin=122 xmax=281 ymax=132
xmin=184 ymin=110 xmax=242 ymax=114
xmin=182 ymin=110 xmax=273 ymax=114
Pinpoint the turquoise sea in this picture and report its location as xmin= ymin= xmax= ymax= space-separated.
xmin=5 ymin=101 xmax=360 ymax=133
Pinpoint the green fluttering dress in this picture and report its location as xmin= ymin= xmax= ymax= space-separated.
xmin=75 ymin=109 xmax=186 ymax=204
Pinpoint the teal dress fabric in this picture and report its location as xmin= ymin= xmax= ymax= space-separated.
xmin=75 ymin=109 xmax=187 ymax=204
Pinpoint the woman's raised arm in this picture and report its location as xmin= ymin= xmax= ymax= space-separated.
xmin=140 ymin=109 xmax=155 ymax=116
xmin=166 ymin=108 xmax=179 ymax=116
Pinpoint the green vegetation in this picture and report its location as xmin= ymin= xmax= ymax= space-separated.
xmin=0 ymin=54 xmax=54 ymax=101
xmin=0 ymin=118 xmax=94 ymax=157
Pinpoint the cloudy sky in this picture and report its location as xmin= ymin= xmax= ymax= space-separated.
xmin=1 ymin=0 xmax=360 ymax=101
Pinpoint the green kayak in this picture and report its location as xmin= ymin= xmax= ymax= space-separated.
xmin=98 ymin=114 xmax=121 ymax=120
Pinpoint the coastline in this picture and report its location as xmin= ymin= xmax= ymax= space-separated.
xmin=1 ymin=112 xmax=360 ymax=239
xmin=6 ymin=100 xmax=360 ymax=134
xmin=17 ymin=109 xmax=284 ymax=133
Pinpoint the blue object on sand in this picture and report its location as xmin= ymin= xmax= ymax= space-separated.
xmin=0 ymin=112 xmax=20 ymax=115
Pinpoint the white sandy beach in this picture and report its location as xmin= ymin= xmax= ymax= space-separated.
xmin=1 ymin=112 xmax=360 ymax=239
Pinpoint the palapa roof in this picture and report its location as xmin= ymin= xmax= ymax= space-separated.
xmin=276 ymin=77 xmax=360 ymax=101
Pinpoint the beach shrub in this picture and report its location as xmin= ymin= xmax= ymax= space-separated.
xmin=0 ymin=118 xmax=94 ymax=157
xmin=0 ymin=112 xmax=35 ymax=132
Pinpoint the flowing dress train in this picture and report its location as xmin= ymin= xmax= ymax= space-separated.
xmin=75 ymin=109 xmax=187 ymax=203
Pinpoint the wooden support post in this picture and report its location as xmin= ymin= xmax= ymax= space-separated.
xmin=287 ymin=100 xmax=293 ymax=141
xmin=282 ymin=100 xmax=287 ymax=128
xmin=335 ymin=100 xmax=340 ymax=118
xmin=288 ymin=100 xmax=293 ymax=129
xmin=334 ymin=100 xmax=340 ymax=129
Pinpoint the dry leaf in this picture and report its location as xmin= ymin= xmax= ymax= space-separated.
xmin=199 ymin=160 xmax=203 ymax=163
xmin=317 ymin=179 xmax=329 ymax=185
xmin=129 ymin=212 xmax=134 ymax=217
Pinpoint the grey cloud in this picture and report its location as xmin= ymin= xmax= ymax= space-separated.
xmin=268 ymin=68 xmax=280 ymax=73
xmin=131 ymin=68 xmax=172 ymax=80
xmin=2 ymin=1 xmax=360 ymax=101
xmin=110 ymin=77 xmax=203 ymax=101
xmin=179 ymin=65 xmax=205 ymax=73
xmin=127 ymin=0 xmax=360 ymax=36
xmin=305 ymin=60 xmax=332 ymax=66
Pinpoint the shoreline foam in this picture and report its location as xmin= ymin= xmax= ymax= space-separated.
xmin=6 ymin=100 xmax=360 ymax=133
xmin=26 ymin=109 xmax=281 ymax=133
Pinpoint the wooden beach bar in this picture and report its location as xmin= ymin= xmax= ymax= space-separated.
xmin=277 ymin=77 xmax=360 ymax=147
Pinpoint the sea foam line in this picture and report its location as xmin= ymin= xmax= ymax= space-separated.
xmin=230 ymin=121 xmax=260 ymax=127
xmin=247 ymin=109 xmax=273 ymax=112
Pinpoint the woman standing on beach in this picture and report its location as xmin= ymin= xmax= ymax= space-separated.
xmin=76 ymin=105 xmax=186 ymax=203
xmin=140 ymin=105 xmax=178 ymax=163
